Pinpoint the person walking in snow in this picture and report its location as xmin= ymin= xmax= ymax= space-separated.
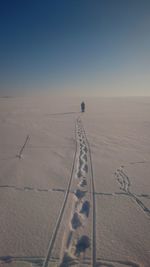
xmin=81 ymin=101 xmax=85 ymax=112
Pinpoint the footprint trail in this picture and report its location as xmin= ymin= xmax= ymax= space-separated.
xmin=59 ymin=117 xmax=95 ymax=266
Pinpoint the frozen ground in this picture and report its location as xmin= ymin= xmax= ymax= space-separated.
xmin=0 ymin=95 xmax=150 ymax=267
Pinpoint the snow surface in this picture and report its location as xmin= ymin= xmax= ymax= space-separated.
xmin=0 ymin=95 xmax=150 ymax=267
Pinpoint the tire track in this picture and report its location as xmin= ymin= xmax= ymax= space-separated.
xmin=42 ymin=120 xmax=78 ymax=267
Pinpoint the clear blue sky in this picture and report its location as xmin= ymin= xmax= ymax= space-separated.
xmin=0 ymin=0 xmax=150 ymax=95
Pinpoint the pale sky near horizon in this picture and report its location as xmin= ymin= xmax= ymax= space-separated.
xmin=0 ymin=0 xmax=150 ymax=96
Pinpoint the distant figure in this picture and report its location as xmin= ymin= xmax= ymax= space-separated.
xmin=81 ymin=101 xmax=85 ymax=112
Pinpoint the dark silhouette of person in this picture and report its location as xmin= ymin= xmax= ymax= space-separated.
xmin=81 ymin=101 xmax=85 ymax=112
